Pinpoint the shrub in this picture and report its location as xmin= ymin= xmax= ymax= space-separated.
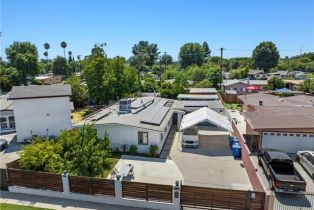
xmin=148 ymin=145 xmax=159 ymax=157
xmin=129 ymin=145 xmax=138 ymax=155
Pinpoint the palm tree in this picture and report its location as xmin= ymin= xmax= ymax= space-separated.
xmin=60 ymin=41 xmax=67 ymax=58
xmin=43 ymin=51 xmax=48 ymax=58
xmin=44 ymin=42 xmax=50 ymax=51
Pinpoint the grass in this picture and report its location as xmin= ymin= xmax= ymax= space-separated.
xmin=101 ymin=152 xmax=122 ymax=178
xmin=224 ymin=103 xmax=242 ymax=110
xmin=71 ymin=107 xmax=94 ymax=123
xmin=0 ymin=203 xmax=53 ymax=210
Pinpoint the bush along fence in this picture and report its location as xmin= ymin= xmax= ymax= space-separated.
xmin=6 ymin=163 xmax=267 ymax=210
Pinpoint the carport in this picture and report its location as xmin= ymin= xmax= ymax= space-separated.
xmin=180 ymin=107 xmax=232 ymax=149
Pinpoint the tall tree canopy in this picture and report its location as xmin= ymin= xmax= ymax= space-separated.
xmin=160 ymin=54 xmax=173 ymax=66
xmin=65 ymin=75 xmax=88 ymax=108
xmin=52 ymin=56 xmax=69 ymax=76
xmin=5 ymin=41 xmax=39 ymax=85
xmin=130 ymin=41 xmax=159 ymax=71
xmin=267 ymin=77 xmax=285 ymax=90
xmin=252 ymin=41 xmax=280 ymax=72
xmin=179 ymin=42 xmax=209 ymax=68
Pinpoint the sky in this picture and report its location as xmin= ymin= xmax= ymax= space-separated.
xmin=1 ymin=0 xmax=314 ymax=60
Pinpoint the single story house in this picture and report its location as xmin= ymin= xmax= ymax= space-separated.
xmin=175 ymin=94 xmax=225 ymax=114
xmin=244 ymin=106 xmax=314 ymax=154
xmin=75 ymin=97 xmax=183 ymax=154
xmin=0 ymin=94 xmax=15 ymax=134
xmin=222 ymin=79 xmax=268 ymax=94
xmin=248 ymin=70 xmax=267 ymax=80
xmin=189 ymin=88 xmax=217 ymax=95
xmin=180 ymin=107 xmax=232 ymax=149
xmin=8 ymin=85 xmax=72 ymax=142
xmin=267 ymin=70 xmax=288 ymax=79
xmin=283 ymin=79 xmax=304 ymax=91
xmin=35 ymin=74 xmax=63 ymax=84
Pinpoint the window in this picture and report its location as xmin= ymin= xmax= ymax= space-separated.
xmin=263 ymin=133 xmax=268 ymax=136
xmin=283 ymin=133 xmax=288 ymax=136
xmin=138 ymin=132 xmax=148 ymax=145
xmin=276 ymin=133 xmax=281 ymax=136
xmin=303 ymin=134 xmax=307 ymax=137
xmin=270 ymin=133 xmax=275 ymax=136
xmin=8 ymin=116 xmax=15 ymax=128
xmin=0 ymin=117 xmax=7 ymax=129
xmin=290 ymin=134 xmax=294 ymax=137
xmin=310 ymin=135 xmax=314 ymax=138
xmin=296 ymin=134 xmax=301 ymax=137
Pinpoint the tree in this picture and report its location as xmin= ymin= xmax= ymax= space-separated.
xmin=68 ymin=51 xmax=73 ymax=62
xmin=306 ymin=61 xmax=314 ymax=72
xmin=207 ymin=67 xmax=222 ymax=89
xmin=267 ymin=77 xmax=285 ymax=90
xmin=195 ymin=79 xmax=212 ymax=88
xmin=65 ymin=75 xmax=88 ymax=108
xmin=160 ymin=54 xmax=173 ymax=66
xmin=202 ymin=41 xmax=211 ymax=59
xmin=0 ymin=67 xmax=20 ymax=91
xmin=186 ymin=65 xmax=207 ymax=84
xmin=141 ymin=73 xmax=158 ymax=92
xmin=19 ymin=124 xmax=112 ymax=177
xmin=60 ymin=41 xmax=67 ymax=58
xmin=52 ymin=56 xmax=69 ymax=76
xmin=299 ymin=78 xmax=314 ymax=94
xmin=130 ymin=41 xmax=159 ymax=71
xmin=179 ymin=42 xmax=206 ymax=68
xmin=5 ymin=41 xmax=39 ymax=84
xmin=252 ymin=41 xmax=280 ymax=72
xmin=44 ymin=43 xmax=50 ymax=51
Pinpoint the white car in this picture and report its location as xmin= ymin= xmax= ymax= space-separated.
xmin=297 ymin=151 xmax=314 ymax=180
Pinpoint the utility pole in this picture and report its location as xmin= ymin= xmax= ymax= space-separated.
xmin=164 ymin=51 xmax=167 ymax=69
xmin=219 ymin=48 xmax=224 ymax=89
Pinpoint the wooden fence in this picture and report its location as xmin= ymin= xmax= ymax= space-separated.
xmin=7 ymin=168 xmax=63 ymax=192
xmin=181 ymin=185 xmax=265 ymax=210
xmin=69 ymin=175 xmax=115 ymax=197
xmin=122 ymin=181 xmax=173 ymax=203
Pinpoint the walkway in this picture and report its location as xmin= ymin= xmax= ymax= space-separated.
xmin=0 ymin=190 xmax=150 ymax=210
xmin=160 ymin=126 xmax=177 ymax=159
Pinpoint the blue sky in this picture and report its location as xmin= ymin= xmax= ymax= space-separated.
xmin=1 ymin=0 xmax=314 ymax=60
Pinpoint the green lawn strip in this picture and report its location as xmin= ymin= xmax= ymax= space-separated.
xmin=101 ymin=152 xmax=122 ymax=178
xmin=224 ymin=103 xmax=241 ymax=110
xmin=0 ymin=203 xmax=53 ymax=210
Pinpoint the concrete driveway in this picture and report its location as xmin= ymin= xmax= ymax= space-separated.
xmin=108 ymin=155 xmax=183 ymax=185
xmin=169 ymin=132 xmax=252 ymax=190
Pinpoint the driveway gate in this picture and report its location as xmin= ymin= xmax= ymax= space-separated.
xmin=180 ymin=185 xmax=265 ymax=210
xmin=273 ymin=192 xmax=314 ymax=210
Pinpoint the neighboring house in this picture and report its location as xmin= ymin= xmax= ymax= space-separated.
xmin=248 ymin=70 xmax=267 ymax=80
xmin=267 ymin=70 xmax=288 ymax=79
xmin=35 ymin=74 xmax=63 ymax=84
xmin=189 ymin=88 xmax=217 ymax=95
xmin=75 ymin=97 xmax=182 ymax=154
xmin=179 ymin=107 xmax=232 ymax=149
xmin=238 ymin=93 xmax=313 ymax=111
xmin=222 ymin=79 xmax=267 ymax=94
xmin=283 ymin=79 xmax=304 ymax=91
xmin=0 ymin=94 xmax=15 ymax=134
xmin=293 ymin=71 xmax=308 ymax=80
xmin=140 ymin=92 xmax=160 ymax=97
xmin=244 ymin=106 xmax=314 ymax=154
xmin=8 ymin=85 xmax=72 ymax=142
xmin=175 ymin=94 xmax=225 ymax=114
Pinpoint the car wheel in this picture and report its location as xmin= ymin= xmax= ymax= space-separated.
xmin=268 ymin=177 xmax=274 ymax=190
xmin=258 ymin=159 xmax=262 ymax=166
xmin=296 ymin=156 xmax=300 ymax=162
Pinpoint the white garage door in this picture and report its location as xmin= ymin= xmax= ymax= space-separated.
xmin=261 ymin=132 xmax=314 ymax=154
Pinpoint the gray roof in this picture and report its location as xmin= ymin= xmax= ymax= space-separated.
xmin=0 ymin=94 xmax=13 ymax=111
xmin=189 ymin=88 xmax=217 ymax=94
xmin=248 ymin=70 xmax=265 ymax=75
xmin=9 ymin=84 xmax=72 ymax=100
xmin=177 ymin=94 xmax=219 ymax=100
xmin=75 ymin=97 xmax=174 ymax=132
xmin=223 ymin=79 xmax=268 ymax=87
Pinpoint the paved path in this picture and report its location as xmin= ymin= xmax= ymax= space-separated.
xmin=160 ymin=126 xmax=177 ymax=159
xmin=0 ymin=191 xmax=150 ymax=210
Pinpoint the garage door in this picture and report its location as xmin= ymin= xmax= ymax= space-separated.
xmin=198 ymin=134 xmax=230 ymax=151
xmin=262 ymin=132 xmax=314 ymax=153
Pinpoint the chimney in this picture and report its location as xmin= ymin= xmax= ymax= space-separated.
xmin=259 ymin=100 xmax=263 ymax=106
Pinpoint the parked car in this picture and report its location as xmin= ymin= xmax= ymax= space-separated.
xmin=0 ymin=139 xmax=8 ymax=151
xmin=258 ymin=148 xmax=306 ymax=192
xmin=181 ymin=139 xmax=199 ymax=148
xmin=297 ymin=151 xmax=314 ymax=180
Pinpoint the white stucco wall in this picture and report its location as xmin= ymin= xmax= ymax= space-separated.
xmin=13 ymin=97 xmax=72 ymax=142
xmin=96 ymin=119 xmax=172 ymax=154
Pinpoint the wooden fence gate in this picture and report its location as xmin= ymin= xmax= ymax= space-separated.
xmin=180 ymin=185 xmax=265 ymax=210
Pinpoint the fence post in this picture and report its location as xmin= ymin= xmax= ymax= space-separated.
xmin=62 ymin=171 xmax=70 ymax=195
xmin=173 ymin=181 xmax=181 ymax=207
xmin=114 ymin=180 xmax=122 ymax=199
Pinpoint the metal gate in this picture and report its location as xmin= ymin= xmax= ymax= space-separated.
xmin=273 ymin=192 xmax=314 ymax=210
xmin=180 ymin=185 xmax=265 ymax=210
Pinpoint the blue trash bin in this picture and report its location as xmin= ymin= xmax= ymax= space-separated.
xmin=232 ymin=143 xmax=241 ymax=158
xmin=229 ymin=136 xmax=239 ymax=148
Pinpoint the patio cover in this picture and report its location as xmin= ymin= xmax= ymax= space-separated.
xmin=179 ymin=107 xmax=232 ymax=132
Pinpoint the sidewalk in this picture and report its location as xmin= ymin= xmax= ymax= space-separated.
xmin=0 ymin=191 xmax=150 ymax=210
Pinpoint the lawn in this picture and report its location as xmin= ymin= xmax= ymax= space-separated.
xmin=224 ymin=103 xmax=242 ymax=110
xmin=102 ymin=152 xmax=121 ymax=178
xmin=0 ymin=203 xmax=52 ymax=210
xmin=71 ymin=107 xmax=94 ymax=123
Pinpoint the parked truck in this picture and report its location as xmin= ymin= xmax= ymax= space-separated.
xmin=258 ymin=148 xmax=306 ymax=192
